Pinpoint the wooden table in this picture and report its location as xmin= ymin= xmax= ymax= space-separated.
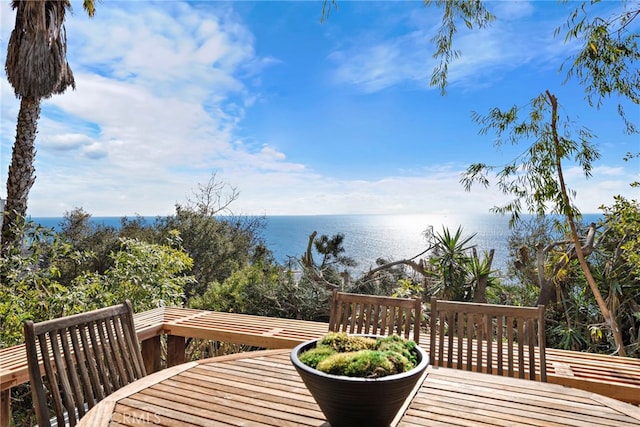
xmin=78 ymin=349 xmax=640 ymax=427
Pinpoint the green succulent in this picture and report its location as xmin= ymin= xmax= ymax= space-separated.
xmin=300 ymin=332 xmax=418 ymax=378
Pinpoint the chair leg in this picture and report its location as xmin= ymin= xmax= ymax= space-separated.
xmin=1 ymin=389 xmax=11 ymax=427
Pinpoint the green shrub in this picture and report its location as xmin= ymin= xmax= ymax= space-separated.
xmin=299 ymin=333 xmax=418 ymax=378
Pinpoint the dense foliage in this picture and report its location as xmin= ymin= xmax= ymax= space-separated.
xmin=0 ymin=219 xmax=193 ymax=348
xmin=503 ymin=201 xmax=640 ymax=355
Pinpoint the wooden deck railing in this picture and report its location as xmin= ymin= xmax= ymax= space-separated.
xmin=1 ymin=306 xmax=639 ymax=425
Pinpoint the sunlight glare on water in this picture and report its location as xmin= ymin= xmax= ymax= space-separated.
xmin=263 ymin=214 xmax=513 ymax=275
xmin=34 ymin=213 xmax=600 ymax=278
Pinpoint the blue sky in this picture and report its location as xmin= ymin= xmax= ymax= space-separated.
xmin=1 ymin=1 xmax=638 ymax=217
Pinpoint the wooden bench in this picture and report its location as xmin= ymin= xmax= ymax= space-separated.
xmin=545 ymin=347 xmax=640 ymax=404
xmin=2 ymin=306 xmax=639 ymax=426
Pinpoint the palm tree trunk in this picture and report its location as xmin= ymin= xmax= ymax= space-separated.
xmin=1 ymin=96 xmax=40 ymax=252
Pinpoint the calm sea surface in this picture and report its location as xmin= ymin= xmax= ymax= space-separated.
xmin=32 ymin=214 xmax=601 ymax=276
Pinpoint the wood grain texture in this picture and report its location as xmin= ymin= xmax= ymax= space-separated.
xmin=3 ymin=304 xmax=639 ymax=427
xmin=77 ymin=349 xmax=640 ymax=426
xmin=329 ymin=290 xmax=422 ymax=342
xmin=430 ymin=297 xmax=547 ymax=381
xmin=23 ymin=300 xmax=146 ymax=427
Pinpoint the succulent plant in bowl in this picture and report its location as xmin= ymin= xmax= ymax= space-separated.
xmin=298 ymin=332 xmax=419 ymax=378
xmin=291 ymin=332 xmax=429 ymax=427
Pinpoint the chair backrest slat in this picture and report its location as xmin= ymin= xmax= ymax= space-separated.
xmin=112 ymin=317 xmax=135 ymax=382
xmin=95 ymin=318 xmax=120 ymax=390
xmin=455 ymin=312 xmax=463 ymax=369
xmin=103 ymin=317 xmax=128 ymax=387
xmin=496 ymin=315 xmax=504 ymax=375
xmin=87 ymin=319 xmax=114 ymax=397
xmin=68 ymin=325 xmax=95 ymax=409
xmin=78 ymin=323 xmax=104 ymax=402
xmin=24 ymin=300 xmax=146 ymax=427
xmin=58 ymin=329 xmax=84 ymax=422
xmin=429 ymin=297 xmax=546 ymax=382
xmin=329 ymin=290 xmax=422 ymax=342
xmin=507 ymin=315 xmax=515 ymax=377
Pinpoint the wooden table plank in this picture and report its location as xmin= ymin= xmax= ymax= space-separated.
xmin=412 ymin=389 xmax=621 ymax=427
xmin=78 ymin=349 xmax=640 ymax=427
xmin=398 ymin=365 xmax=640 ymax=427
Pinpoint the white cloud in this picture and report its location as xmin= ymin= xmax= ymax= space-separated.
xmin=565 ymin=164 xmax=639 ymax=211
xmin=591 ymin=165 xmax=630 ymax=177
xmin=328 ymin=1 xmax=567 ymax=93
xmin=328 ymin=27 xmax=433 ymax=93
xmin=259 ymin=146 xmax=287 ymax=162
xmin=1 ymin=1 xmax=635 ymax=218
xmin=491 ymin=0 xmax=535 ymax=20
xmin=221 ymin=165 xmax=514 ymax=216
xmin=1 ymin=1 xmax=304 ymax=216
xmin=41 ymin=133 xmax=94 ymax=151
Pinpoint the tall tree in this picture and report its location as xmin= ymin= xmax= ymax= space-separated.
xmin=461 ymin=91 xmax=627 ymax=356
xmin=2 ymin=0 xmax=95 ymax=253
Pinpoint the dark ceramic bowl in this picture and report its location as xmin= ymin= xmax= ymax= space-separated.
xmin=290 ymin=335 xmax=429 ymax=427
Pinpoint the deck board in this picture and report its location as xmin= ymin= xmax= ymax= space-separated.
xmin=3 ymin=306 xmax=640 ymax=427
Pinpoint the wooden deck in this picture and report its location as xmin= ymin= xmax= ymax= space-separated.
xmin=160 ymin=306 xmax=330 ymax=348
xmin=1 ymin=306 xmax=639 ymax=425
xmin=77 ymin=349 xmax=640 ymax=427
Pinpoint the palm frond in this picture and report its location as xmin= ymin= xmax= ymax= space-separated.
xmin=5 ymin=0 xmax=75 ymax=99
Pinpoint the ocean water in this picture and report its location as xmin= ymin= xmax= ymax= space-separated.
xmin=31 ymin=213 xmax=602 ymax=276
xmin=261 ymin=214 xmax=513 ymax=273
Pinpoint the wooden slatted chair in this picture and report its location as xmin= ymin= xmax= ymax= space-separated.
xmin=23 ymin=300 xmax=147 ymax=427
xmin=329 ymin=289 xmax=422 ymax=342
xmin=429 ymin=297 xmax=547 ymax=381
